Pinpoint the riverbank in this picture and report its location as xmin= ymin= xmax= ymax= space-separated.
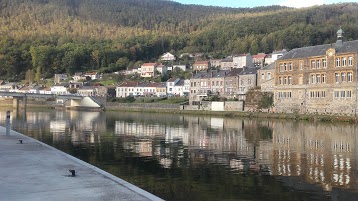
xmin=0 ymin=126 xmax=163 ymax=201
xmin=105 ymin=106 xmax=358 ymax=123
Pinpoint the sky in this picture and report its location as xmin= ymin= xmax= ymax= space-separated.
xmin=174 ymin=0 xmax=355 ymax=8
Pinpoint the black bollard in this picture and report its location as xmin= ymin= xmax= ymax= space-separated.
xmin=69 ymin=169 xmax=76 ymax=177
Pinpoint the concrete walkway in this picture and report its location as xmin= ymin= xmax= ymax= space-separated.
xmin=0 ymin=127 xmax=163 ymax=201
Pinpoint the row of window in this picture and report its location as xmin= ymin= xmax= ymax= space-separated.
xmin=278 ymin=76 xmax=292 ymax=85
xmin=279 ymin=56 xmax=354 ymax=72
xmin=277 ymin=91 xmax=292 ymax=98
xmin=309 ymin=91 xmax=326 ymax=98
xmin=335 ymin=57 xmax=353 ymax=67
xmin=277 ymin=90 xmax=353 ymax=99
xmin=310 ymin=74 xmax=326 ymax=84
xmin=335 ymin=72 xmax=353 ymax=83
xmin=191 ymin=80 xmax=252 ymax=87
xmin=334 ymin=90 xmax=352 ymax=98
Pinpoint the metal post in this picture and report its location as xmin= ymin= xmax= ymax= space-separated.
xmin=6 ymin=111 xmax=10 ymax=136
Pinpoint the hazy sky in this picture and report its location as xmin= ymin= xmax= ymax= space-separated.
xmin=174 ymin=0 xmax=355 ymax=8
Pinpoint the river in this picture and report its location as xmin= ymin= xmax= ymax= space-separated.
xmin=0 ymin=109 xmax=357 ymax=201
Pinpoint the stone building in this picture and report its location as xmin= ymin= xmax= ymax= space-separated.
xmin=257 ymin=62 xmax=275 ymax=92
xmin=274 ymin=28 xmax=358 ymax=115
xmin=192 ymin=61 xmax=210 ymax=71
xmin=238 ymin=67 xmax=259 ymax=100
xmin=224 ymin=68 xmax=243 ymax=98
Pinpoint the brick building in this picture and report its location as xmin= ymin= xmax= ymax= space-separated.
xmin=274 ymin=28 xmax=358 ymax=115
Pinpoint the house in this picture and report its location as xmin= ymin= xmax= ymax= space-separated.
xmin=252 ymin=53 xmax=267 ymax=67
xmin=233 ymin=54 xmax=253 ymax=68
xmin=189 ymin=70 xmax=228 ymax=102
xmin=220 ymin=57 xmax=234 ymax=70
xmin=257 ymin=62 xmax=275 ymax=92
xmin=172 ymin=65 xmax=187 ymax=71
xmin=0 ymin=82 xmax=17 ymax=92
xmin=238 ymin=67 xmax=259 ymax=100
xmin=156 ymin=83 xmax=167 ymax=97
xmin=144 ymin=82 xmax=159 ymax=97
xmin=73 ymin=72 xmax=85 ymax=81
xmin=265 ymin=50 xmax=288 ymax=65
xmin=77 ymin=86 xmax=97 ymax=96
xmin=209 ymin=59 xmax=222 ymax=68
xmin=192 ymin=61 xmax=210 ymax=71
xmin=116 ymin=82 xmax=139 ymax=97
xmin=161 ymin=52 xmax=176 ymax=61
xmin=156 ymin=64 xmax=168 ymax=75
xmin=183 ymin=79 xmax=190 ymax=96
xmin=274 ymin=28 xmax=358 ymax=115
xmin=54 ymin=74 xmax=68 ymax=84
xmin=166 ymin=78 xmax=180 ymax=96
xmin=141 ymin=63 xmax=158 ymax=78
xmin=224 ymin=68 xmax=243 ymax=98
xmin=51 ymin=83 xmax=69 ymax=95
xmin=85 ymin=72 xmax=100 ymax=80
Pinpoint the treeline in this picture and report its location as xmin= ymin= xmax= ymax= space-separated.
xmin=0 ymin=0 xmax=358 ymax=81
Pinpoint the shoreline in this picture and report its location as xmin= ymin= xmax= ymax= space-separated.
xmin=1 ymin=102 xmax=357 ymax=123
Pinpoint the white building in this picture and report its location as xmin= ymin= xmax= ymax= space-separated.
xmin=51 ymin=83 xmax=69 ymax=95
xmin=166 ymin=78 xmax=180 ymax=95
xmin=233 ymin=54 xmax=253 ymax=68
xmin=161 ymin=52 xmax=176 ymax=61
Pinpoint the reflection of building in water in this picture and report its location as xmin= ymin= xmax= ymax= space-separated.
xmin=271 ymin=122 xmax=358 ymax=191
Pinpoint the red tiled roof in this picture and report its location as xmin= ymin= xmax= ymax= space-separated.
xmin=141 ymin=63 xmax=157 ymax=67
xmin=193 ymin=61 xmax=209 ymax=65
xmin=118 ymin=82 xmax=139 ymax=87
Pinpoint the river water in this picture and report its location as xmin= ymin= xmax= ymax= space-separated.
xmin=1 ymin=109 xmax=357 ymax=201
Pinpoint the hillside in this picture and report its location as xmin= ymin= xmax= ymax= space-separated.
xmin=0 ymin=0 xmax=357 ymax=81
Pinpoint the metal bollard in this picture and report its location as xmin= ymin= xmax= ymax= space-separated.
xmin=6 ymin=111 xmax=10 ymax=136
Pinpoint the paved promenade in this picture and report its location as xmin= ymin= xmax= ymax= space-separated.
xmin=0 ymin=126 xmax=163 ymax=201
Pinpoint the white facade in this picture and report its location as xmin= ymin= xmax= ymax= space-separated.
xmin=51 ymin=85 xmax=68 ymax=95
xmin=161 ymin=52 xmax=176 ymax=61
xmin=233 ymin=54 xmax=253 ymax=68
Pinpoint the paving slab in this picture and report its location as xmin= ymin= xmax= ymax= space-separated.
xmin=0 ymin=126 xmax=163 ymax=201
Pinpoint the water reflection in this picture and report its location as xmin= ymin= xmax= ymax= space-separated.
xmin=0 ymin=109 xmax=357 ymax=200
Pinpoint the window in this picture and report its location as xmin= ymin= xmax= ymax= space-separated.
xmin=267 ymin=73 xmax=271 ymax=80
xmin=334 ymin=91 xmax=339 ymax=98
xmin=248 ymin=79 xmax=251 ymax=85
xmin=284 ymin=63 xmax=287 ymax=71
xmin=335 ymin=73 xmax=340 ymax=83
xmin=322 ymin=74 xmax=326 ymax=83
xmin=316 ymin=74 xmax=321 ymax=83
xmin=284 ymin=77 xmax=287 ymax=85
xmin=261 ymin=73 xmax=265 ymax=80
xmin=300 ymin=61 xmax=304 ymax=70
xmin=341 ymin=73 xmax=346 ymax=82
xmin=279 ymin=77 xmax=282 ymax=85
xmin=289 ymin=63 xmax=292 ymax=71
xmin=336 ymin=58 xmax=341 ymax=67
xmin=342 ymin=57 xmax=347 ymax=67
xmin=279 ymin=64 xmax=283 ymax=72
xmin=341 ymin=91 xmax=345 ymax=98
xmin=241 ymin=80 xmax=244 ymax=85
xmin=311 ymin=74 xmax=315 ymax=84
xmin=311 ymin=60 xmax=316 ymax=69
xmin=347 ymin=91 xmax=352 ymax=98
xmin=348 ymin=57 xmax=353 ymax=66
xmin=348 ymin=72 xmax=353 ymax=82
xmin=322 ymin=59 xmax=327 ymax=68
xmin=321 ymin=91 xmax=326 ymax=98
xmin=310 ymin=91 xmax=314 ymax=98
xmin=317 ymin=60 xmax=321 ymax=69
xmin=288 ymin=76 xmax=292 ymax=85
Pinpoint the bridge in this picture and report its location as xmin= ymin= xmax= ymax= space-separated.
xmin=0 ymin=92 xmax=103 ymax=111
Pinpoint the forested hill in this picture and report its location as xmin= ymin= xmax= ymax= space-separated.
xmin=0 ymin=0 xmax=358 ymax=81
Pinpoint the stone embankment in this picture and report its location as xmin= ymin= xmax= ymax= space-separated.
xmin=0 ymin=126 xmax=163 ymax=201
